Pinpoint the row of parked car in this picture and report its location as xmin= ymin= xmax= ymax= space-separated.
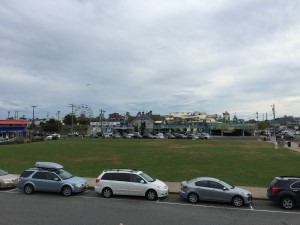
xmin=90 ymin=132 xmax=213 ymax=140
xmin=0 ymin=162 xmax=299 ymax=210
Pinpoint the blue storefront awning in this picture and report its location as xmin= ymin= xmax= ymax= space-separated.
xmin=0 ymin=127 xmax=29 ymax=132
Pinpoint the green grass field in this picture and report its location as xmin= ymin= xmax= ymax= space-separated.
xmin=1 ymin=138 xmax=299 ymax=187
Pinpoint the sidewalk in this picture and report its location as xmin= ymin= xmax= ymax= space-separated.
xmin=85 ymin=178 xmax=268 ymax=200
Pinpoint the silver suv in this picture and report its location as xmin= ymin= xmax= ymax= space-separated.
xmin=17 ymin=162 xmax=88 ymax=196
xmin=94 ymin=169 xmax=168 ymax=200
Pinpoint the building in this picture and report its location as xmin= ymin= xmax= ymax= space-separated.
xmin=0 ymin=120 xmax=30 ymax=139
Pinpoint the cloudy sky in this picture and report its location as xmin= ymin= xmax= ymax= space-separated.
xmin=1 ymin=0 xmax=299 ymax=120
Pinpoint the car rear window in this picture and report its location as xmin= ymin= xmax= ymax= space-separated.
xmin=20 ymin=171 xmax=34 ymax=178
xmin=269 ymin=179 xmax=279 ymax=187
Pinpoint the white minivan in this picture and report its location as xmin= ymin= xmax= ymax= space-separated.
xmin=94 ymin=169 xmax=168 ymax=200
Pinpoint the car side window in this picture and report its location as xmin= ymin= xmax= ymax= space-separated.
xmin=32 ymin=172 xmax=47 ymax=180
xmin=195 ymin=181 xmax=209 ymax=187
xmin=130 ymin=174 xmax=144 ymax=183
xmin=291 ymin=181 xmax=300 ymax=189
xmin=209 ymin=181 xmax=225 ymax=190
xmin=20 ymin=171 xmax=34 ymax=178
xmin=46 ymin=172 xmax=59 ymax=181
xmin=115 ymin=173 xmax=130 ymax=182
xmin=102 ymin=173 xmax=130 ymax=182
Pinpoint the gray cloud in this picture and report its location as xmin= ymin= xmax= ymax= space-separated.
xmin=0 ymin=0 xmax=300 ymax=120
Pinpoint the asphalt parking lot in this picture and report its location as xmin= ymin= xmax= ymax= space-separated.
xmin=1 ymin=188 xmax=299 ymax=225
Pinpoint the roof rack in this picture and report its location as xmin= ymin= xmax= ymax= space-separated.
xmin=276 ymin=176 xmax=300 ymax=180
xmin=35 ymin=162 xmax=63 ymax=170
xmin=104 ymin=168 xmax=139 ymax=173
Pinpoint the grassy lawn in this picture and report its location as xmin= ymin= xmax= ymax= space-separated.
xmin=0 ymin=138 xmax=299 ymax=187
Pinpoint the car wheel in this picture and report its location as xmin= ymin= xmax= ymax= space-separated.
xmin=62 ymin=186 xmax=72 ymax=196
xmin=188 ymin=193 xmax=199 ymax=203
xmin=24 ymin=184 xmax=34 ymax=194
xmin=232 ymin=195 xmax=244 ymax=207
xmin=102 ymin=187 xmax=113 ymax=198
xmin=146 ymin=189 xmax=157 ymax=201
xmin=280 ymin=196 xmax=295 ymax=210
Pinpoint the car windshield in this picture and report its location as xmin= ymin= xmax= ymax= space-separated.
xmin=139 ymin=172 xmax=156 ymax=182
xmin=0 ymin=169 xmax=8 ymax=176
xmin=55 ymin=169 xmax=73 ymax=180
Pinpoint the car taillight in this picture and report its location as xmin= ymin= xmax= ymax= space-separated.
xmin=272 ymin=187 xmax=279 ymax=193
xmin=96 ymin=178 xmax=100 ymax=183
xmin=181 ymin=185 xmax=188 ymax=189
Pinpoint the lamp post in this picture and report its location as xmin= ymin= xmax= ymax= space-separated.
xmin=100 ymin=109 xmax=106 ymax=136
xmin=69 ymin=104 xmax=75 ymax=134
xmin=271 ymin=104 xmax=276 ymax=145
xmin=31 ymin=106 xmax=37 ymax=132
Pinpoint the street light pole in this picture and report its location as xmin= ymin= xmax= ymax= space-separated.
xmin=31 ymin=106 xmax=37 ymax=132
xmin=271 ymin=104 xmax=276 ymax=144
xmin=100 ymin=109 xmax=106 ymax=136
xmin=69 ymin=104 xmax=75 ymax=134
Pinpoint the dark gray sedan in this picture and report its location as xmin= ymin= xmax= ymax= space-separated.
xmin=179 ymin=177 xmax=252 ymax=207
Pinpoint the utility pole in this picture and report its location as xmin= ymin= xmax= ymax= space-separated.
xmin=100 ymin=109 xmax=106 ymax=136
xmin=15 ymin=111 xmax=19 ymax=120
xmin=68 ymin=104 xmax=75 ymax=134
xmin=256 ymin=112 xmax=258 ymax=122
xmin=31 ymin=106 xmax=37 ymax=131
xmin=57 ymin=111 xmax=61 ymax=132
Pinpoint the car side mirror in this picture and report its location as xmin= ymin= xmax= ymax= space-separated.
xmin=223 ymin=187 xmax=228 ymax=191
xmin=140 ymin=180 xmax=145 ymax=184
xmin=54 ymin=178 xmax=61 ymax=181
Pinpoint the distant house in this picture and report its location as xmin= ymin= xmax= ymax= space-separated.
xmin=128 ymin=113 xmax=166 ymax=134
xmin=0 ymin=120 xmax=30 ymax=139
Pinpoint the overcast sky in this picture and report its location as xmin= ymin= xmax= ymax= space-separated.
xmin=1 ymin=0 xmax=299 ymax=120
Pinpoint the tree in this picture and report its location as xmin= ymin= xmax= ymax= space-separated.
xmin=40 ymin=119 xmax=62 ymax=132
xmin=108 ymin=113 xmax=124 ymax=121
xmin=257 ymin=121 xmax=269 ymax=130
xmin=63 ymin=114 xmax=77 ymax=126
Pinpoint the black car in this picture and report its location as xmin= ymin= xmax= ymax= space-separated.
xmin=267 ymin=176 xmax=300 ymax=209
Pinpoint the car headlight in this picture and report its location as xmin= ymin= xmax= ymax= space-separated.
xmin=75 ymin=183 xmax=83 ymax=188
xmin=157 ymin=185 xmax=168 ymax=189
xmin=241 ymin=192 xmax=251 ymax=196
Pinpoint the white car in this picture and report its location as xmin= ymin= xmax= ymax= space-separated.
xmin=155 ymin=133 xmax=165 ymax=139
xmin=94 ymin=169 xmax=169 ymax=200
xmin=46 ymin=133 xmax=61 ymax=140
xmin=198 ymin=133 xmax=213 ymax=139
xmin=0 ymin=169 xmax=19 ymax=189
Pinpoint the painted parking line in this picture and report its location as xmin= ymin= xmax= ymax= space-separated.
xmin=3 ymin=191 xmax=300 ymax=215
xmin=250 ymin=204 xmax=254 ymax=210
xmin=157 ymin=201 xmax=300 ymax=215
xmin=4 ymin=188 xmax=20 ymax=193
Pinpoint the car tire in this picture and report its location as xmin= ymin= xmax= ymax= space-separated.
xmin=280 ymin=196 xmax=295 ymax=210
xmin=232 ymin=195 xmax=244 ymax=207
xmin=146 ymin=189 xmax=157 ymax=201
xmin=102 ymin=187 xmax=113 ymax=198
xmin=188 ymin=192 xmax=199 ymax=203
xmin=61 ymin=186 xmax=72 ymax=197
xmin=24 ymin=184 xmax=34 ymax=194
